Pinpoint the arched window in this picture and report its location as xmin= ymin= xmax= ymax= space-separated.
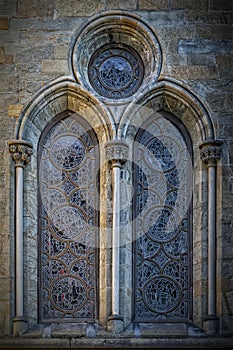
xmin=133 ymin=113 xmax=193 ymax=322
xmin=38 ymin=112 xmax=99 ymax=323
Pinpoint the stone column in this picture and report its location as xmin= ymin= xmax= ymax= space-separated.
xmin=199 ymin=140 xmax=223 ymax=336
xmin=8 ymin=140 xmax=33 ymax=336
xmin=105 ymin=140 xmax=129 ymax=334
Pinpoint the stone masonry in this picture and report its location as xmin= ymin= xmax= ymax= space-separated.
xmin=0 ymin=0 xmax=232 ymax=347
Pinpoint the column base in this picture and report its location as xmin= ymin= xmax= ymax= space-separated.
xmin=13 ymin=316 xmax=28 ymax=336
xmin=204 ymin=314 xmax=219 ymax=336
xmin=107 ymin=314 xmax=124 ymax=334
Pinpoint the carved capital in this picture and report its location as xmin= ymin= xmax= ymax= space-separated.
xmin=105 ymin=140 xmax=129 ymax=167
xmin=199 ymin=140 xmax=223 ymax=166
xmin=8 ymin=140 xmax=33 ymax=167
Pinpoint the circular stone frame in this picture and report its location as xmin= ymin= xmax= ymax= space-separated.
xmin=71 ymin=11 xmax=162 ymax=103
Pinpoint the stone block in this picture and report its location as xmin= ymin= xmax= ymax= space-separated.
xmin=0 ymin=74 xmax=18 ymax=93
xmin=139 ymin=322 xmax=187 ymax=336
xmin=148 ymin=10 xmax=186 ymax=25
xmin=207 ymin=93 xmax=233 ymax=112
xmin=210 ymin=0 xmax=233 ymax=10
xmin=187 ymin=53 xmax=216 ymax=66
xmin=0 ymin=46 xmax=5 ymax=63
xmin=10 ymin=17 xmax=84 ymax=31
xmin=163 ymin=65 xmax=218 ymax=80
xmin=178 ymin=39 xmax=233 ymax=54
xmin=0 ymin=0 xmax=16 ymax=15
xmin=54 ymin=45 xmax=68 ymax=59
xmin=216 ymin=54 xmax=233 ymax=66
xmin=18 ymin=0 xmax=54 ymax=18
xmin=7 ymin=104 xmax=23 ymax=117
xmin=42 ymin=59 xmax=69 ymax=74
xmin=107 ymin=0 xmax=136 ymax=10
xmin=55 ymin=0 xmax=105 ymax=17
xmin=171 ymin=0 xmax=208 ymax=11
xmin=51 ymin=322 xmax=86 ymax=337
xmin=0 ymin=18 xmax=8 ymax=30
xmin=138 ymin=0 xmax=168 ymax=10
xmin=185 ymin=11 xmax=229 ymax=25
xmin=196 ymin=26 xmax=233 ymax=39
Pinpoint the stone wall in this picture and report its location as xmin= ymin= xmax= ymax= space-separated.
xmin=0 ymin=0 xmax=232 ymax=337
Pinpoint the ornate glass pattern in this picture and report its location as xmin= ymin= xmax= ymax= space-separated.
xmin=133 ymin=115 xmax=192 ymax=322
xmin=88 ymin=44 xmax=144 ymax=99
xmin=39 ymin=114 xmax=98 ymax=322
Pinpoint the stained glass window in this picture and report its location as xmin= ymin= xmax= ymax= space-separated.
xmin=88 ymin=44 xmax=144 ymax=99
xmin=133 ymin=115 xmax=192 ymax=322
xmin=38 ymin=113 xmax=99 ymax=322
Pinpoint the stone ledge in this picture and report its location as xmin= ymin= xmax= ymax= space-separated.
xmin=0 ymin=337 xmax=232 ymax=349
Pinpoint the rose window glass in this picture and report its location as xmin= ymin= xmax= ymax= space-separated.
xmin=88 ymin=44 xmax=144 ymax=99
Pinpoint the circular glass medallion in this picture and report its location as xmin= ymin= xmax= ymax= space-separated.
xmin=144 ymin=277 xmax=180 ymax=313
xmin=50 ymin=135 xmax=86 ymax=170
xmin=51 ymin=205 xmax=87 ymax=240
xmin=51 ymin=276 xmax=87 ymax=311
xmin=88 ymin=44 xmax=144 ymax=99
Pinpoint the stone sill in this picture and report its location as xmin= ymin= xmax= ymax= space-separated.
xmin=0 ymin=337 xmax=233 ymax=349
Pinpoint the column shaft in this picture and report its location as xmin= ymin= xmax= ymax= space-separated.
xmin=199 ymin=139 xmax=223 ymax=335
xmin=8 ymin=140 xmax=33 ymax=336
xmin=111 ymin=164 xmax=121 ymax=316
xmin=208 ymin=165 xmax=217 ymax=316
xmin=15 ymin=166 xmax=24 ymax=318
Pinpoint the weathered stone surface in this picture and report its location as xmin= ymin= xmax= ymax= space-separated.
xmin=9 ymin=17 xmax=85 ymax=31
xmin=139 ymin=0 xmax=168 ymax=10
xmin=0 ymin=0 xmax=16 ymax=15
xmin=187 ymin=53 xmax=216 ymax=66
xmin=178 ymin=39 xmax=233 ymax=54
xmin=42 ymin=59 xmax=69 ymax=74
xmin=163 ymin=65 xmax=219 ymax=80
xmin=0 ymin=46 xmax=5 ymax=63
xmin=8 ymin=104 xmax=23 ymax=117
xmin=210 ymin=0 xmax=233 ymax=10
xmin=55 ymin=0 xmax=105 ymax=17
xmin=0 ymin=18 xmax=8 ymax=30
xmin=185 ymin=11 xmax=229 ymax=25
xmin=171 ymin=0 xmax=208 ymax=11
xmin=107 ymin=0 xmax=136 ymax=10
xmin=140 ymin=322 xmax=187 ymax=336
xmin=54 ymin=45 xmax=68 ymax=59
xmin=207 ymin=93 xmax=233 ymax=112
xmin=216 ymin=54 xmax=233 ymax=66
xmin=0 ymin=73 xmax=18 ymax=93
xmin=196 ymin=26 xmax=233 ymax=39
xmin=18 ymin=0 xmax=54 ymax=18
xmin=148 ymin=10 xmax=186 ymax=25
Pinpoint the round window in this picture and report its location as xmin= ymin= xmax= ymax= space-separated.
xmin=88 ymin=44 xmax=144 ymax=99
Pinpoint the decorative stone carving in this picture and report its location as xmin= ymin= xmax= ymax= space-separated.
xmin=199 ymin=140 xmax=223 ymax=166
xmin=8 ymin=140 xmax=33 ymax=167
xmin=105 ymin=140 xmax=129 ymax=166
xmin=71 ymin=11 xmax=162 ymax=102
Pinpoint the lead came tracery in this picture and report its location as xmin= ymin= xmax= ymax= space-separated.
xmin=39 ymin=114 xmax=98 ymax=322
xmin=133 ymin=115 xmax=192 ymax=321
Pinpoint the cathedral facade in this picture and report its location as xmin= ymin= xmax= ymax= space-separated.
xmin=0 ymin=1 xmax=232 ymax=348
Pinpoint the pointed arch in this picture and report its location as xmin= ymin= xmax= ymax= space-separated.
xmin=15 ymin=76 xmax=114 ymax=144
xmin=118 ymin=78 xmax=215 ymax=144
